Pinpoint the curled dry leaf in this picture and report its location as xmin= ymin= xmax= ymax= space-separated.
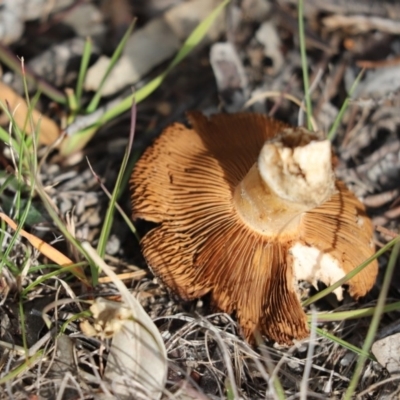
xmin=81 ymin=298 xmax=167 ymax=399
xmin=130 ymin=112 xmax=378 ymax=344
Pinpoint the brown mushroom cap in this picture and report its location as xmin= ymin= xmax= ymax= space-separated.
xmin=130 ymin=112 xmax=378 ymax=344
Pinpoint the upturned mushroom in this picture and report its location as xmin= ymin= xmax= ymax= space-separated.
xmin=130 ymin=112 xmax=378 ymax=344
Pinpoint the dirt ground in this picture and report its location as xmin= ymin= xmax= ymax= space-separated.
xmin=1 ymin=0 xmax=400 ymax=398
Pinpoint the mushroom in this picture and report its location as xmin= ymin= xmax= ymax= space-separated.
xmin=130 ymin=112 xmax=378 ymax=344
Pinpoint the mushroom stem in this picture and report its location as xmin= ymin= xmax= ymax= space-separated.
xmin=233 ymin=128 xmax=337 ymax=236
xmin=258 ymin=128 xmax=336 ymax=207
xmin=233 ymin=165 xmax=307 ymax=236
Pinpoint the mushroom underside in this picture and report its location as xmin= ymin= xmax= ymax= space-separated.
xmin=130 ymin=112 xmax=378 ymax=344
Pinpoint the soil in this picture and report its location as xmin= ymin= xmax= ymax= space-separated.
xmin=1 ymin=0 xmax=400 ymax=398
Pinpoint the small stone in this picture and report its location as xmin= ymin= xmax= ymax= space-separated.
xmin=83 ymin=208 xmax=102 ymax=227
xmin=105 ymin=234 xmax=121 ymax=256
xmin=372 ymin=332 xmax=400 ymax=374
xmin=84 ymin=192 xmax=100 ymax=208
xmin=75 ymin=196 xmax=86 ymax=216
xmin=59 ymin=198 xmax=72 ymax=215
xmin=287 ymin=359 xmax=302 ymax=372
xmin=340 ymin=352 xmax=356 ymax=367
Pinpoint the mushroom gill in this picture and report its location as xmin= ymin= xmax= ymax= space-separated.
xmin=130 ymin=112 xmax=378 ymax=344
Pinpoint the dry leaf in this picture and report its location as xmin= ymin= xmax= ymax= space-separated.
xmin=85 ymin=0 xmax=225 ymax=96
xmin=0 ymin=212 xmax=88 ymax=284
xmin=0 ymin=81 xmax=60 ymax=145
xmin=372 ymin=332 xmax=400 ymax=375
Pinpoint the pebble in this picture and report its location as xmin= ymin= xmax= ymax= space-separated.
xmin=105 ymin=234 xmax=121 ymax=256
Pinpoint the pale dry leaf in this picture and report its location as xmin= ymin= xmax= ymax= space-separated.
xmin=210 ymin=41 xmax=248 ymax=112
xmin=85 ymin=0 xmax=225 ymax=96
xmin=0 ymin=0 xmax=77 ymax=44
xmin=323 ymin=14 xmax=400 ymax=35
xmin=372 ymin=332 xmax=400 ymax=375
xmin=82 ymin=242 xmax=167 ymax=400
xmin=255 ymin=21 xmax=284 ymax=75
xmin=348 ymin=65 xmax=400 ymax=100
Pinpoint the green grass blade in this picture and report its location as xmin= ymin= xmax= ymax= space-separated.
xmin=60 ymin=310 xmax=91 ymax=334
xmin=96 ymin=103 xmax=137 ymax=259
xmin=61 ymin=0 xmax=230 ymax=155
xmin=0 ymin=123 xmax=20 ymax=152
xmin=0 ymin=351 xmax=44 ymax=384
xmin=327 ymin=68 xmax=365 ymax=140
xmin=66 ymin=88 xmax=78 ymax=116
xmin=316 ymin=328 xmax=375 ymax=361
xmin=0 ymin=69 xmax=39 ymax=273
xmin=104 ymin=0 xmax=230 ymax=121
xmin=86 ymin=21 xmax=136 ymax=114
xmin=90 ymin=163 xmax=140 ymax=242
xmin=21 ymin=263 xmax=87 ymax=297
xmin=303 ymin=235 xmax=400 ymax=307
xmin=19 ymin=298 xmax=29 ymax=355
xmin=312 ymin=302 xmax=400 ymax=322
xmin=344 ymin=241 xmax=400 ymax=399
xmin=76 ymin=37 xmax=93 ymax=108
xmin=0 ymin=174 xmax=15 ymax=197
xmin=33 ymin=183 xmax=94 ymax=284
xmin=298 ymin=0 xmax=312 ymax=129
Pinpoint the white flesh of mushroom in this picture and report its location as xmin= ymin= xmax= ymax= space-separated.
xmin=289 ymin=243 xmax=345 ymax=300
xmin=258 ymin=128 xmax=336 ymax=207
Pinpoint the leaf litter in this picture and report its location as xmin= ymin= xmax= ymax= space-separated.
xmin=0 ymin=0 xmax=400 ymax=398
